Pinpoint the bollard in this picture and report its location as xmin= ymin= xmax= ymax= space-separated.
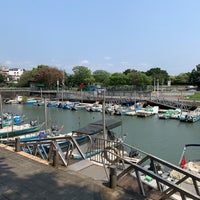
xmin=53 ymin=149 xmax=59 ymax=167
xmin=109 ymin=165 xmax=117 ymax=189
xmin=15 ymin=137 xmax=21 ymax=152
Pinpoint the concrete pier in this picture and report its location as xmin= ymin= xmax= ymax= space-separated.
xmin=0 ymin=144 xmax=143 ymax=200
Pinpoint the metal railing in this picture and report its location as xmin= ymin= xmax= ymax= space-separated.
xmin=87 ymin=137 xmax=200 ymax=199
xmin=5 ymin=135 xmax=200 ymax=200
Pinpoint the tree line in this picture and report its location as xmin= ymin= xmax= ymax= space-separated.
xmin=7 ymin=64 xmax=200 ymax=90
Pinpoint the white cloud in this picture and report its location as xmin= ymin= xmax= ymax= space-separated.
xmin=120 ymin=61 xmax=129 ymax=65
xmin=128 ymin=62 xmax=152 ymax=72
xmin=104 ymin=56 xmax=112 ymax=60
xmin=79 ymin=59 xmax=89 ymax=65
xmin=3 ymin=60 xmax=13 ymax=65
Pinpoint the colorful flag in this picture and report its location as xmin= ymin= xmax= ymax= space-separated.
xmin=180 ymin=155 xmax=186 ymax=168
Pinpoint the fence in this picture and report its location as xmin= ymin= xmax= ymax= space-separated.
xmin=4 ymin=135 xmax=200 ymax=200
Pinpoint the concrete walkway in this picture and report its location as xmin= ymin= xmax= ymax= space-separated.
xmin=0 ymin=144 xmax=144 ymax=200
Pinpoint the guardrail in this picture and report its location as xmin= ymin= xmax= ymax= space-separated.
xmin=4 ymin=135 xmax=200 ymax=200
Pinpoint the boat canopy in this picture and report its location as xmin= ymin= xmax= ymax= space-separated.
xmin=72 ymin=118 xmax=122 ymax=135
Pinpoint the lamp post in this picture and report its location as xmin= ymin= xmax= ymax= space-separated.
xmin=57 ymin=80 xmax=59 ymax=100
xmin=157 ymin=79 xmax=159 ymax=98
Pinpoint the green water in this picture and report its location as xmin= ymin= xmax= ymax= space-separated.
xmin=4 ymin=104 xmax=200 ymax=165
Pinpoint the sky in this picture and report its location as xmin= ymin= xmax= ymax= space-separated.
xmin=0 ymin=0 xmax=200 ymax=76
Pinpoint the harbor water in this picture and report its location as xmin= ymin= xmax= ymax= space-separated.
xmin=4 ymin=104 xmax=200 ymax=165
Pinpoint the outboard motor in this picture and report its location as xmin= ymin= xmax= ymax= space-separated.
xmin=108 ymin=130 xmax=116 ymax=140
xmin=129 ymin=148 xmax=139 ymax=158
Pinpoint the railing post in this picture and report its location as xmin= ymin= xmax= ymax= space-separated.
xmin=15 ymin=137 xmax=21 ymax=152
xmin=53 ymin=149 xmax=59 ymax=167
xmin=109 ymin=165 xmax=117 ymax=189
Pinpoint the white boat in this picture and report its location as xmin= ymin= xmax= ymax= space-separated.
xmin=179 ymin=107 xmax=200 ymax=123
xmin=158 ymin=109 xmax=181 ymax=119
xmin=0 ymin=121 xmax=44 ymax=138
xmin=71 ymin=103 xmax=88 ymax=111
xmin=85 ymin=102 xmax=102 ymax=112
xmin=136 ymin=106 xmax=159 ymax=117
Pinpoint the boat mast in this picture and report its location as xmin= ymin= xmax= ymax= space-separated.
xmin=102 ymin=90 xmax=106 ymax=140
xmin=62 ymin=70 xmax=64 ymax=103
xmin=0 ymin=95 xmax=3 ymax=129
xmin=44 ymin=98 xmax=48 ymax=131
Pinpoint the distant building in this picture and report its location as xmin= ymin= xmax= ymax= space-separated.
xmin=0 ymin=66 xmax=25 ymax=83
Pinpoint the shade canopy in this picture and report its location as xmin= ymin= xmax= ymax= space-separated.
xmin=72 ymin=118 xmax=122 ymax=135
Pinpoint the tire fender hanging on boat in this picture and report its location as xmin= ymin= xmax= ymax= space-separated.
xmin=103 ymin=146 xmax=119 ymax=164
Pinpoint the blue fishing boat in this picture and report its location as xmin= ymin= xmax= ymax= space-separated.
xmin=179 ymin=107 xmax=200 ymax=122
xmin=19 ymin=125 xmax=64 ymax=141
xmin=0 ymin=121 xmax=44 ymax=138
xmin=19 ymin=119 xmax=122 ymax=156
xmin=0 ymin=113 xmax=25 ymax=126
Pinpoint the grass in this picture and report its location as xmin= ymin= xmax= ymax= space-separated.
xmin=185 ymin=92 xmax=200 ymax=101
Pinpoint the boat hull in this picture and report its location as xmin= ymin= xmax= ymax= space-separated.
xmin=0 ymin=123 xmax=43 ymax=138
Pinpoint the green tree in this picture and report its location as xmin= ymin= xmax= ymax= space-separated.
xmin=189 ymin=64 xmax=200 ymax=88
xmin=171 ymin=73 xmax=190 ymax=85
xmin=93 ymin=70 xmax=110 ymax=86
xmin=123 ymin=68 xmax=137 ymax=75
xmin=66 ymin=74 xmax=75 ymax=89
xmin=0 ymin=74 xmax=5 ymax=83
xmin=145 ymin=68 xmax=169 ymax=85
xmin=72 ymin=66 xmax=92 ymax=86
xmin=109 ymin=73 xmax=128 ymax=85
xmin=18 ymin=70 xmax=34 ymax=87
xmin=127 ymin=71 xmax=152 ymax=86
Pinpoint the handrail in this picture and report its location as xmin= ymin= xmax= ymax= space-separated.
xmin=101 ymin=146 xmax=200 ymax=200
xmin=8 ymin=135 xmax=200 ymax=199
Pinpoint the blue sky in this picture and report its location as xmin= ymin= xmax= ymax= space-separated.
xmin=0 ymin=0 xmax=199 ymax=76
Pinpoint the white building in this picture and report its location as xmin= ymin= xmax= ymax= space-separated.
xmin=8 ymin=68 xmax=25 ymax=83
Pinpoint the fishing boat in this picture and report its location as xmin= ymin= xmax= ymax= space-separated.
xmin=167 ymin=143 xmax=200 ymax=198
xmin=158 ymin=109 xmax=181 ymax=120
xmin=0 ymin=113 xmax=25 ymax=126
xmin=18 ymin=125 xmax=64 ymax=141
xmin=18 ymin=118 xmax=124 ymax=159
xmin=3 ymin=99 xmax=64 ymax=141
xmin=47 ymin=101 xmax=59 ymax=107
xmin=85 ymin=102 xmax=102 ymax=112
xmin=0 ymin=121 xmax=44 ymax=138
xmin=136 ymin=106 xmax=159 ymax=117
xmin=22 ymin=98 xmax=37 ymax=105
xmin=61 ymin=118 xmax=122 ymax=152
xmin=179 ymin=107 xmax=200 ymax=122
xmin=174 ymin=144 xmax=200 ymax=175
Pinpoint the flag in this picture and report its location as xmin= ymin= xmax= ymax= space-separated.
xmin=180 ymin=155 xmax=186 ymax=168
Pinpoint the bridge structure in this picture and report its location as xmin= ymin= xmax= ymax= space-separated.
xmin=0 ymin=88 xmax=199 ymax=110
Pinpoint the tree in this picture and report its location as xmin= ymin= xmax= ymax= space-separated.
xmin=18 ymin=70 xmax=34 ymax=87
xmin=109 ymin=73 xmax=128 ymax=85
xmin=189 ymin=64 xmax=200 ymax=88
xmin=33 ymin=65 xmax=63 ymax=89
xmin=72 ymin=66 xmax=92 ymax=86
xmin=171 ymin=73 xmax=190 ymax=85
xmin=0 ymin=74 xmax=5 ymax=84
xmin=145 ymin=68 xmax=169 ymax=85
xmin=93 ymin=70 xmax=110 ymax=86
xmin=127 ymin=71 xmax=152 ymax=86
xmin=123 ymin=68 xmax=137 ymax=75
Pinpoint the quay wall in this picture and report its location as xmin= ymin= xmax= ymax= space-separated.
xmin=0 ymin=89 xmax=30 ymax=100
xmin=0 ymin=88 xmax=199 ymax=110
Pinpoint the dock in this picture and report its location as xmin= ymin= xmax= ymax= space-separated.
xmin=1 ymin=131 xmax=200 ymax=200
xmin=0 ymin=144 xmax=143 ymax=200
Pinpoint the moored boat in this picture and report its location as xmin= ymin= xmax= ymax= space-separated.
xmin=136 ymin=106 xmax=159 ymax=117
xmin=0 ymin=121 xmax=44 ymax=138
xmin=179 ymin=107 xmax=200 ymax=122
xmin=158 ymin=109 xmax=181 ymax=120
xmin=18 ymin=125 xmax=64 ymax=141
